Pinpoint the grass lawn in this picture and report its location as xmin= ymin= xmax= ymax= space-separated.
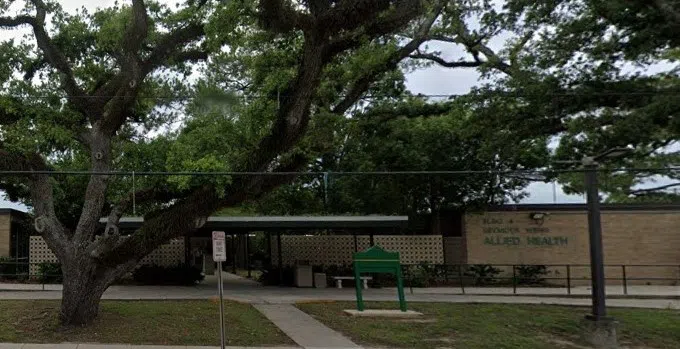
xmin=0 ymin=300 xmax=293 ymax=346
xmin=298 ymin=302 xmax=680 ymax=349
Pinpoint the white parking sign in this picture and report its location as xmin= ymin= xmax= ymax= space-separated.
xmin=212 ymin=231 xmax=226 ymax=262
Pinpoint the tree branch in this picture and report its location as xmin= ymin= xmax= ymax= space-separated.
xmin=257 ymin=0 xmax=313 ymax=33
xmin=97 ymin=153 xmax=309 ymax=267
xmin=123 ymin=0 xmax=149 ymax=54
xmin=0 ymin=149 xmax=69 ymax=257
xmin=318 ymin=0 xmax=392 ymax=33
xmin=92 ymin=0 xmax=154 ymax=136
xmin=141 ymin=23 xmax=206 ymax=74
xmin=247 ymin=37 xmax=326 ymax=172
xmin=1 ymin=1 xmax=90 ymax=116
xmin=330 ymin=0 xmax=442 ymax=114
xmin=167 ymin=49 xmax=209 ymax=65
xmin=409 ymin=52 xmax=483 ymax=68
xmin=363 ymin=101 xmax=456 ymax=123
xmin=87 ymin=186 xmax=179 ymax=259
xmin=72 ymin=131 xmax=113 ymax=243
xmin=426 ymin=34 xmax=458 ymax=44
xmin=422 ymin=14 xmax=515 ymax=76
xmin=325 ymin=0 xmax=423 ymax=60
xmin=628 ymin=182 xmax=680 ymax=195
xmin=0 ymin=15 xmax=34 ymax=27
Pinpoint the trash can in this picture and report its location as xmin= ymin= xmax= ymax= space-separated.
xmin=314 ymin=272 xmax=327 ymax=288
xmin=204 ymin=254 xmax=215 ymax=275
xmin=294 ymin=260 xmax=313 ymax=287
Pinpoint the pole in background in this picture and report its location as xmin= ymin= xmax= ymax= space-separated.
xmin=277 ymin=231 xmax=283 ymax=284
xmin=132 ymin=171 xmax=136 ymax=216
xmin=323 ymin=172 xmax=329 ymax=209
xmin=231 ymin=234 xmax=237 ymax=274
xmin=584 ymin=160 xmax=607 ymax=320
xmin=245 ymin=233 xmax=251 ymax=278
xmin=212 ymin=231 xmax=227 ymax=349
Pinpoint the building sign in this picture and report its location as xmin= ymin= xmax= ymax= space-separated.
xmin=481 ymin=216 xmax=569 ymax=247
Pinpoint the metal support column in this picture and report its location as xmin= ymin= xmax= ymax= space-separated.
xmin=245 ymin=233 xmax=251 ymax=278
xmin=277 ymin=231 xmax=283 ymax=285
xmin=184 ymin=235 xmax=191 ymax=266
xmin=231 ymin=234 xmax=237 ymax=274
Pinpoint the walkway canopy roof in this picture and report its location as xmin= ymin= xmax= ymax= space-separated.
xmin=99 ymin=215 xmax=409 ymax=232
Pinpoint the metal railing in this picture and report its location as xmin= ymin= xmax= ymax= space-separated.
xmin=0 ymin=260 xmax=62 ymax=290
xmin=398 ymin=263 xmax=680 ymax=296
xmin=2 ymin=260 xmax=679 ymax=296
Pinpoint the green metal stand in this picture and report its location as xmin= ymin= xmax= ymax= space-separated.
xmin=352 ymin=245 xmax=407 ymax=312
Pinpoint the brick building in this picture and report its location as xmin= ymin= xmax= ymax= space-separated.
xmin=0 ymin=209 xmax=29 ymax=260
xmin=442 ymin=204 xmax=680 ymax=285
xmin=4 ymin=204 xmax=680 ymax=285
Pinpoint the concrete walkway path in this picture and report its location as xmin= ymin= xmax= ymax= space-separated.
xmin=5 ymin=279 xmax=680 ymax=298
xmin=254 ymin=304 xmax=359 ymax=349
xmin=2 ymin=274 xmax=680 ymax=309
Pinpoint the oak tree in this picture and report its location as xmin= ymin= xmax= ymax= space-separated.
xmin=0 ymin=0 xmax=428 ymax=325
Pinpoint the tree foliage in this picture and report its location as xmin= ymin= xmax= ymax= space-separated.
xmin=0 ymin=0 xmax=435 ymax=325
xmin=1 ymin=0 xmax=679 ymax=326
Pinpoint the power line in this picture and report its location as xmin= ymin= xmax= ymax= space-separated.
xmin=0 ymin=167 xmax=677 ymax=176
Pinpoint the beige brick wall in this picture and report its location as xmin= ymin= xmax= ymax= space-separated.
xmin=443 ymin=237 xmax=467 ymax=264
xmin=465 ymin=210 xmax=680 ymax=285
xmin=0 ymin=213 xmax=10 ymax=257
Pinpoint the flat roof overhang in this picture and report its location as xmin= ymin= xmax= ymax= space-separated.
xmin=99 ymin=215 xmax=409 ymax=230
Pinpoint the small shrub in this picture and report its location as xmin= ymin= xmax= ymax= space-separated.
xmin=465 ymin=264 xmax=501 ymax=286
xmin=515 ymin=265 xmax=550 ymax=285
xmin=39 ymin=262 xmax=63 ymax=284
xmin=404 ymin=262 xmax=442 ymax=288
xmin=133 ymin=264 xmax=204 ymax=286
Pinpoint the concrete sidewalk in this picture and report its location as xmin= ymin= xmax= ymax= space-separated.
xmin=1 ymin=289 xmax=678 ymax=310
xmin=2 ymin=275 xmax=680 ymax=309
xmin=254 ymin=304 xmax=359 ymax=349
xmin=4 ymin=282 xmax=680 ymax=297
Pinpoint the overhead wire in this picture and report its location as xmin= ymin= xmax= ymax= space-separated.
xmin=0 ymin=167 xmax=677 ymax=177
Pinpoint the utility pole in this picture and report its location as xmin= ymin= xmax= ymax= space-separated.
xmin=583 ymin=157 xmax=606 ymax=320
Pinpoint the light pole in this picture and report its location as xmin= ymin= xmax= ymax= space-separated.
xmin=581 ymin=147 xmax=632 ymax=322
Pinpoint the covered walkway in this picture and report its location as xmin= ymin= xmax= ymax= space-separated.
xmin=103 ymin=215 xmax=410 ymax=279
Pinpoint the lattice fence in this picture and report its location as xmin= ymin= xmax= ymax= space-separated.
xmin=271 ymin=235 xmax=443 ymax=266
xmin=29 ymin=236 xmax=58 ymax=275
xmin=139 ymin=239 xmax=185 ymax=267
xmin=29 ymin=236 xmax=184 ymax=275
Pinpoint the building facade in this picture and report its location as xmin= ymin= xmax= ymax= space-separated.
xmin=442 ymin=204 xmax=680 ymax=285
xmin=0 ymin=209 xmax=29 ymax=260
xmin=8 ymin=205 xmax=680 ymax=285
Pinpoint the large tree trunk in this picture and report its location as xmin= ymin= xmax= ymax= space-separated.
xmin=59 ymin=260 xmax=114 ymax=325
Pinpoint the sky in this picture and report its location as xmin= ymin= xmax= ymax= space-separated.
xmin=0 ymin=0 xmax=609 ymax=212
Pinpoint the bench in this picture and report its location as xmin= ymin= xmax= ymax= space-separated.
xmin=332 ymin=276 xmax=373 ymax=289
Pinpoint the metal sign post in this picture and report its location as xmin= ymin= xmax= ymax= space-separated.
xmin=212 ymin=231 xmax=227 ymax=349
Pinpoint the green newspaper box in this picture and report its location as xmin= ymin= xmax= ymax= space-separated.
xmin=352 ymin=245 xmax=407 ymax=312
